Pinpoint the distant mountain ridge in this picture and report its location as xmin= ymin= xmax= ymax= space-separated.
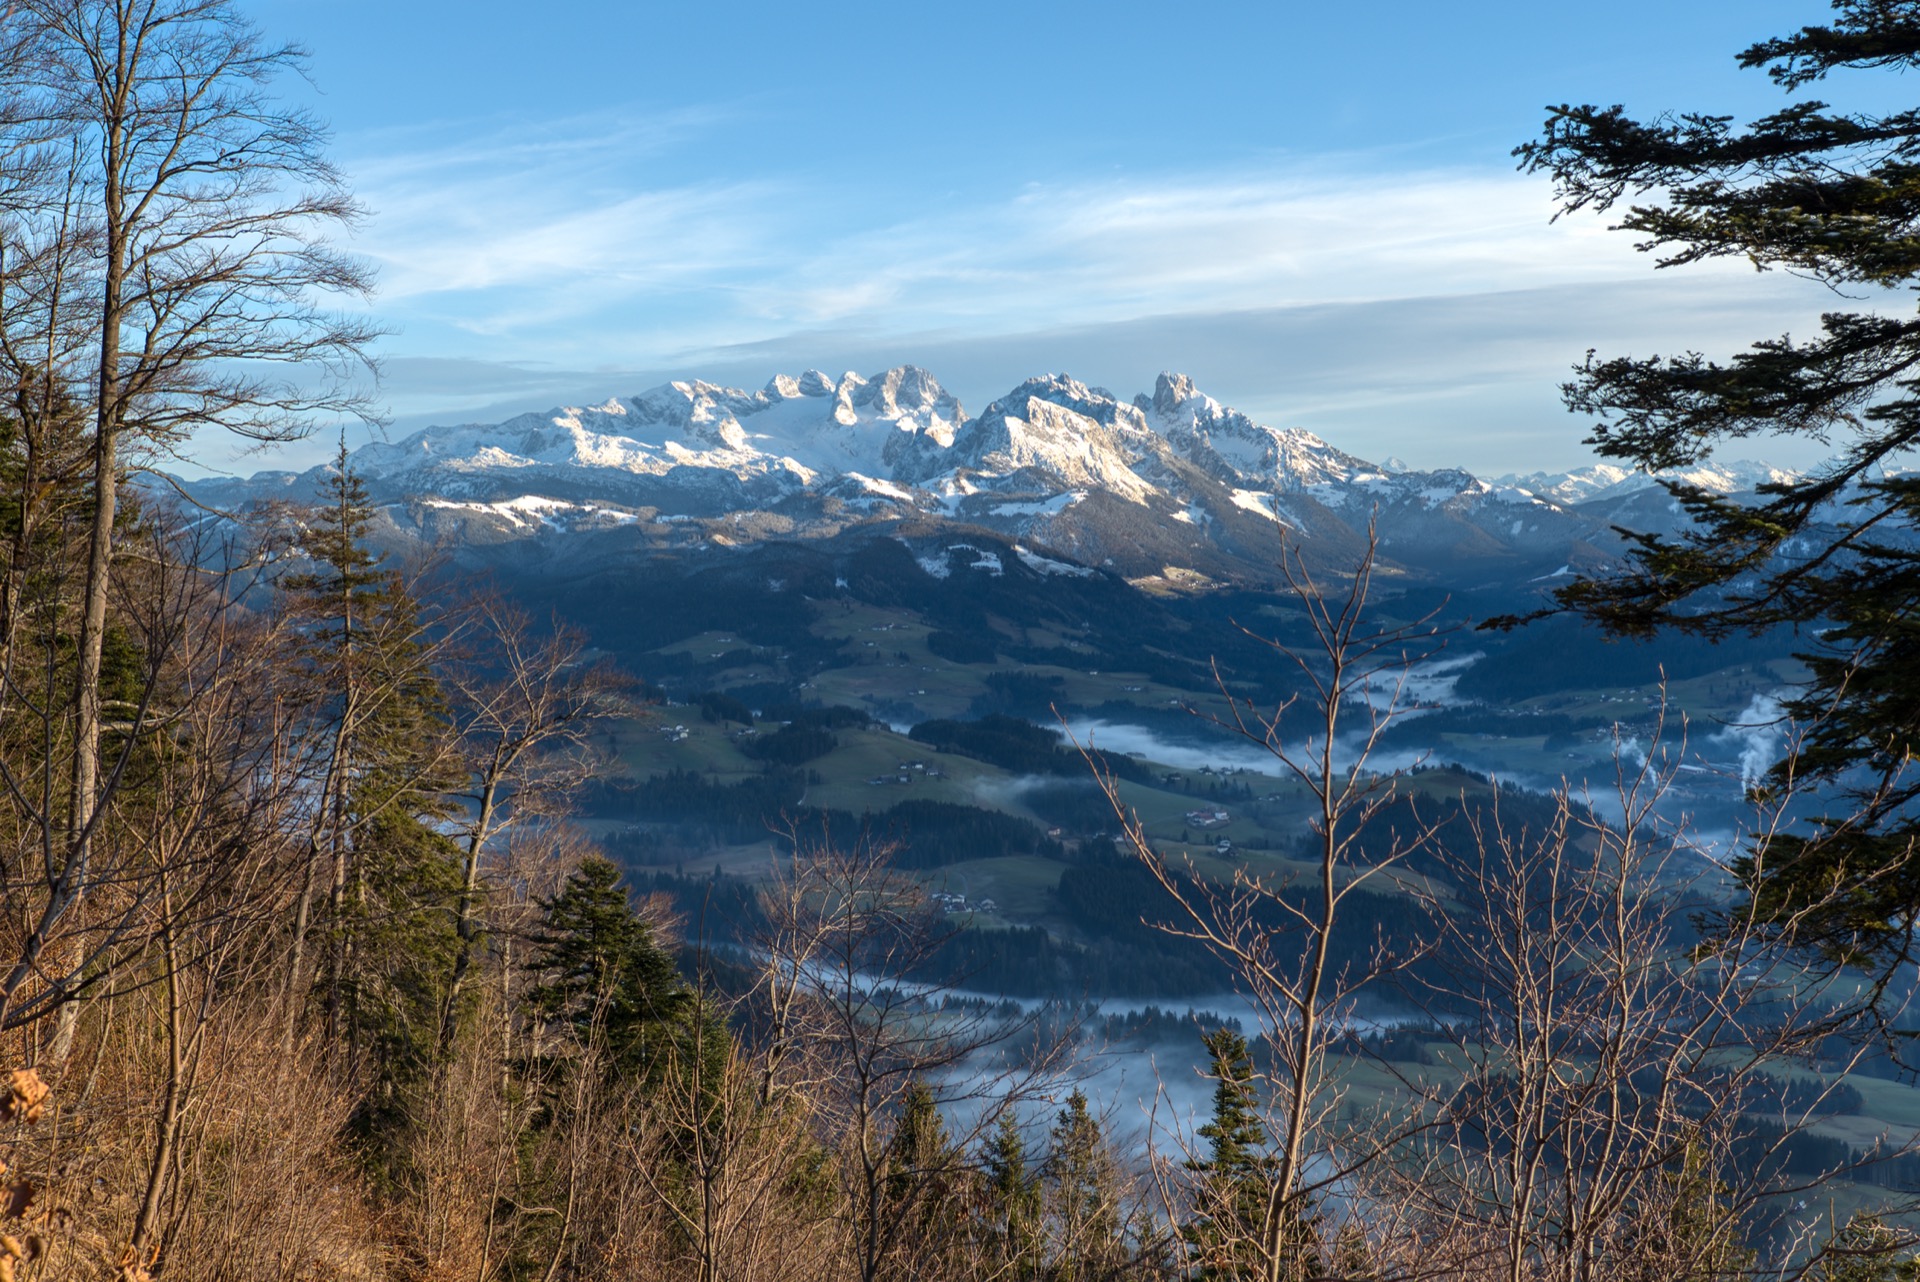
xmin=1493 ymin=460 xmax=1803 ymax=507
xmin=181 ymin=366 xmax=1805 ymax=587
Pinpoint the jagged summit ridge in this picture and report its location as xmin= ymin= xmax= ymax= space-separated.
xmin=270 ymin=366 xmax=1403 ymax=511
xmin=1495 ymin=459 xmax=1804 ymax=507
xmin=1135 ymin=372 xmax=1374 ymax=492
xmin=183 ymin=365 xmax=1799 ymax=583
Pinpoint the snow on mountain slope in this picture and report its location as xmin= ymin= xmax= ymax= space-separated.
xmin=178 ymin=365 xmax=1804 ymax=584
xmin=933 ymin=374 xmax=1158 ymax=502
xmin=419 ymin=495 xmax=642 ymax=532
xmin=626 ymin=366 xmax=965 ymax=480
xmin=344 ymin=367 xmax=965 ymax=507
xmin=1495 ymin=464 xmax=1636 ymax=506
xmin=218 ymin=365 xmax=1495 ymax=522
xmin=1127 ymin=372 xmax=1571 ymax=560
xmin=1498 ymin=460 xmax=1803 ymax=507
xmin=1139 ymin=372 xmax=1371 ymax=491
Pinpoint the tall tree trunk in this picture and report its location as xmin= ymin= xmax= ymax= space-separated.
xmin=129 ymin=884 xmax=184 ymax=1259
xmin=288 ymin=685 xmax=357 ymax=1051
xmin=327 ymin=791 xmax=347 ymax=1050
xmin=440 ymin=764 xmax=502 ymax=1053
xmin=69 ymin=314 xmax=115 ymax=839
xmin=1260 ymin=663 xmax=1342 ymax=1282
xmin=281 ymin=841 xmax=316 ymax=1050
xmin=0 ymin=376 xmax=46 ymax=714
xmin=324 ymin=533 xmax=356 ymax=1057
xmin=48 ymin=169 xmax=124 ymax=1070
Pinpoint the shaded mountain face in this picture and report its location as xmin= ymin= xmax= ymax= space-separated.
xmin=180 ymin=367 xmax=1800 ymax=588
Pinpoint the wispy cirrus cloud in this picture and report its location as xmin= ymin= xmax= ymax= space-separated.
xmin=341 ymin=107 xmax=1693 ymax=359
xmin=341 ymin=107 xmax=781 ymax=328
xmin=743 ymin=168 xmax=1659 ymax=331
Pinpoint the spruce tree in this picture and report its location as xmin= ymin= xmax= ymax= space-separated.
xmin=1183 ymin=1028 xmax=1328 ymax=1282
xmin=983 ymin=1109 xmax=1043 ymax=1279
xmin=1196 ymin=1029 xmax=1267 ymax=1179
xmin=280 ymin=445 xmax=461 ymax=1116
xmin=1812 ymin=1214 xmax=1920 ymax=1282
xmin=1511 ymin=1 xmax=1920 ymax=971
xmin=1618 ymin=1142 xmax=1755 ymax=1282
xmin=1186 ymin=1028 xmax=1277 ymax=1280
xmin=1045 ymin=1088 xmax=1127 ymax=1282
xmin=0 ymin=372 xmax=89 ymax=661
xmin=527 ymin=854 xmax=688 ymax=1077
xmin=0 ymin=373 xmax=94 ymax=772
xmin=885 ymin=1079 xmax=954 ymax=1202
xmin=878 ymin=1078 xmax=966 ymax=1272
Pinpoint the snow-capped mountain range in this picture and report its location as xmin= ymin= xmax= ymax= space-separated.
xmin=1493 ymin=461 xmax=1802 ymax=507
xmin=183 ymin=367 xmax=1802 ymax=585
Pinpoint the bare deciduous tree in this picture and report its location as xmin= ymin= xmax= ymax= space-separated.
xmin=1401 ymin=712 xmax=1920 ymax=1282
xmin=0 ymin=0 xmax=378 ymax=1067
xmin=1090 ymin=528 xmax=1444 ymax=1282
xmin=440 ymin=594 xmax=628 ymax=1052
xmin=756 ymin=828 xmax=1076 ymax=1282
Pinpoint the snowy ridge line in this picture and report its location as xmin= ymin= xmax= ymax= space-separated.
xmin=179 ymin=367 xmax=1814 ymax=577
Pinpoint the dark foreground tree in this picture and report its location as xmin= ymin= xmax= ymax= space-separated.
xmin=1513 ymin=0 xmax=1920 ymax=975
xmin=1185 ymin=1028 xmax=1283 ymax=1280
xmin=982 ymin=1110 xmax=1043 ymax=1278
xmin=528 ymin=854 xmax=689 ymax=1078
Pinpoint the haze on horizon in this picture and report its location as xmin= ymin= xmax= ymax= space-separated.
xmin=218 ymin=0 xmax=1903 ymax=479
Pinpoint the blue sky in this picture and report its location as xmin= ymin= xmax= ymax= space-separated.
xmin=226 ymin=0 xmax=1898 ymax=476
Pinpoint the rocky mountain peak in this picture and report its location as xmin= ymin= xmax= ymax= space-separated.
xmin=1149 ymin=371 xmax=1200 ymax=415
xmin=853 ymin=365 xmax=952 ymax=415
xmin=763 ymin=371 xmax=838 ymax=399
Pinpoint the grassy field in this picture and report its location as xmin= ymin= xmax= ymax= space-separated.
xmin=923 ymin=855 xmax=1065 ymax=918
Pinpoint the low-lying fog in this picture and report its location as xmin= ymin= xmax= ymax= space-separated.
xmin=941 ymin=991 xmax=1432 ymax=1158
xmin=1051 ymin=684 xmax=1796 ymax=865
xmin=939 ymin=676 xmax=1804 ymax=1146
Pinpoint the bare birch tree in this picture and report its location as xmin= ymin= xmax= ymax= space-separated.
xmin=439 ymin=595 xmax=627 ymax=1052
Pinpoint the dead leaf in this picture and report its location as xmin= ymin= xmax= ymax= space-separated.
xmin=0 ymin=1071 xmax=47 ymax=1125
xmin=0 ymin=1181 xmax=32 ymax=1220
xmin=115 ymin=1243 xmax=155 ymax=1282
